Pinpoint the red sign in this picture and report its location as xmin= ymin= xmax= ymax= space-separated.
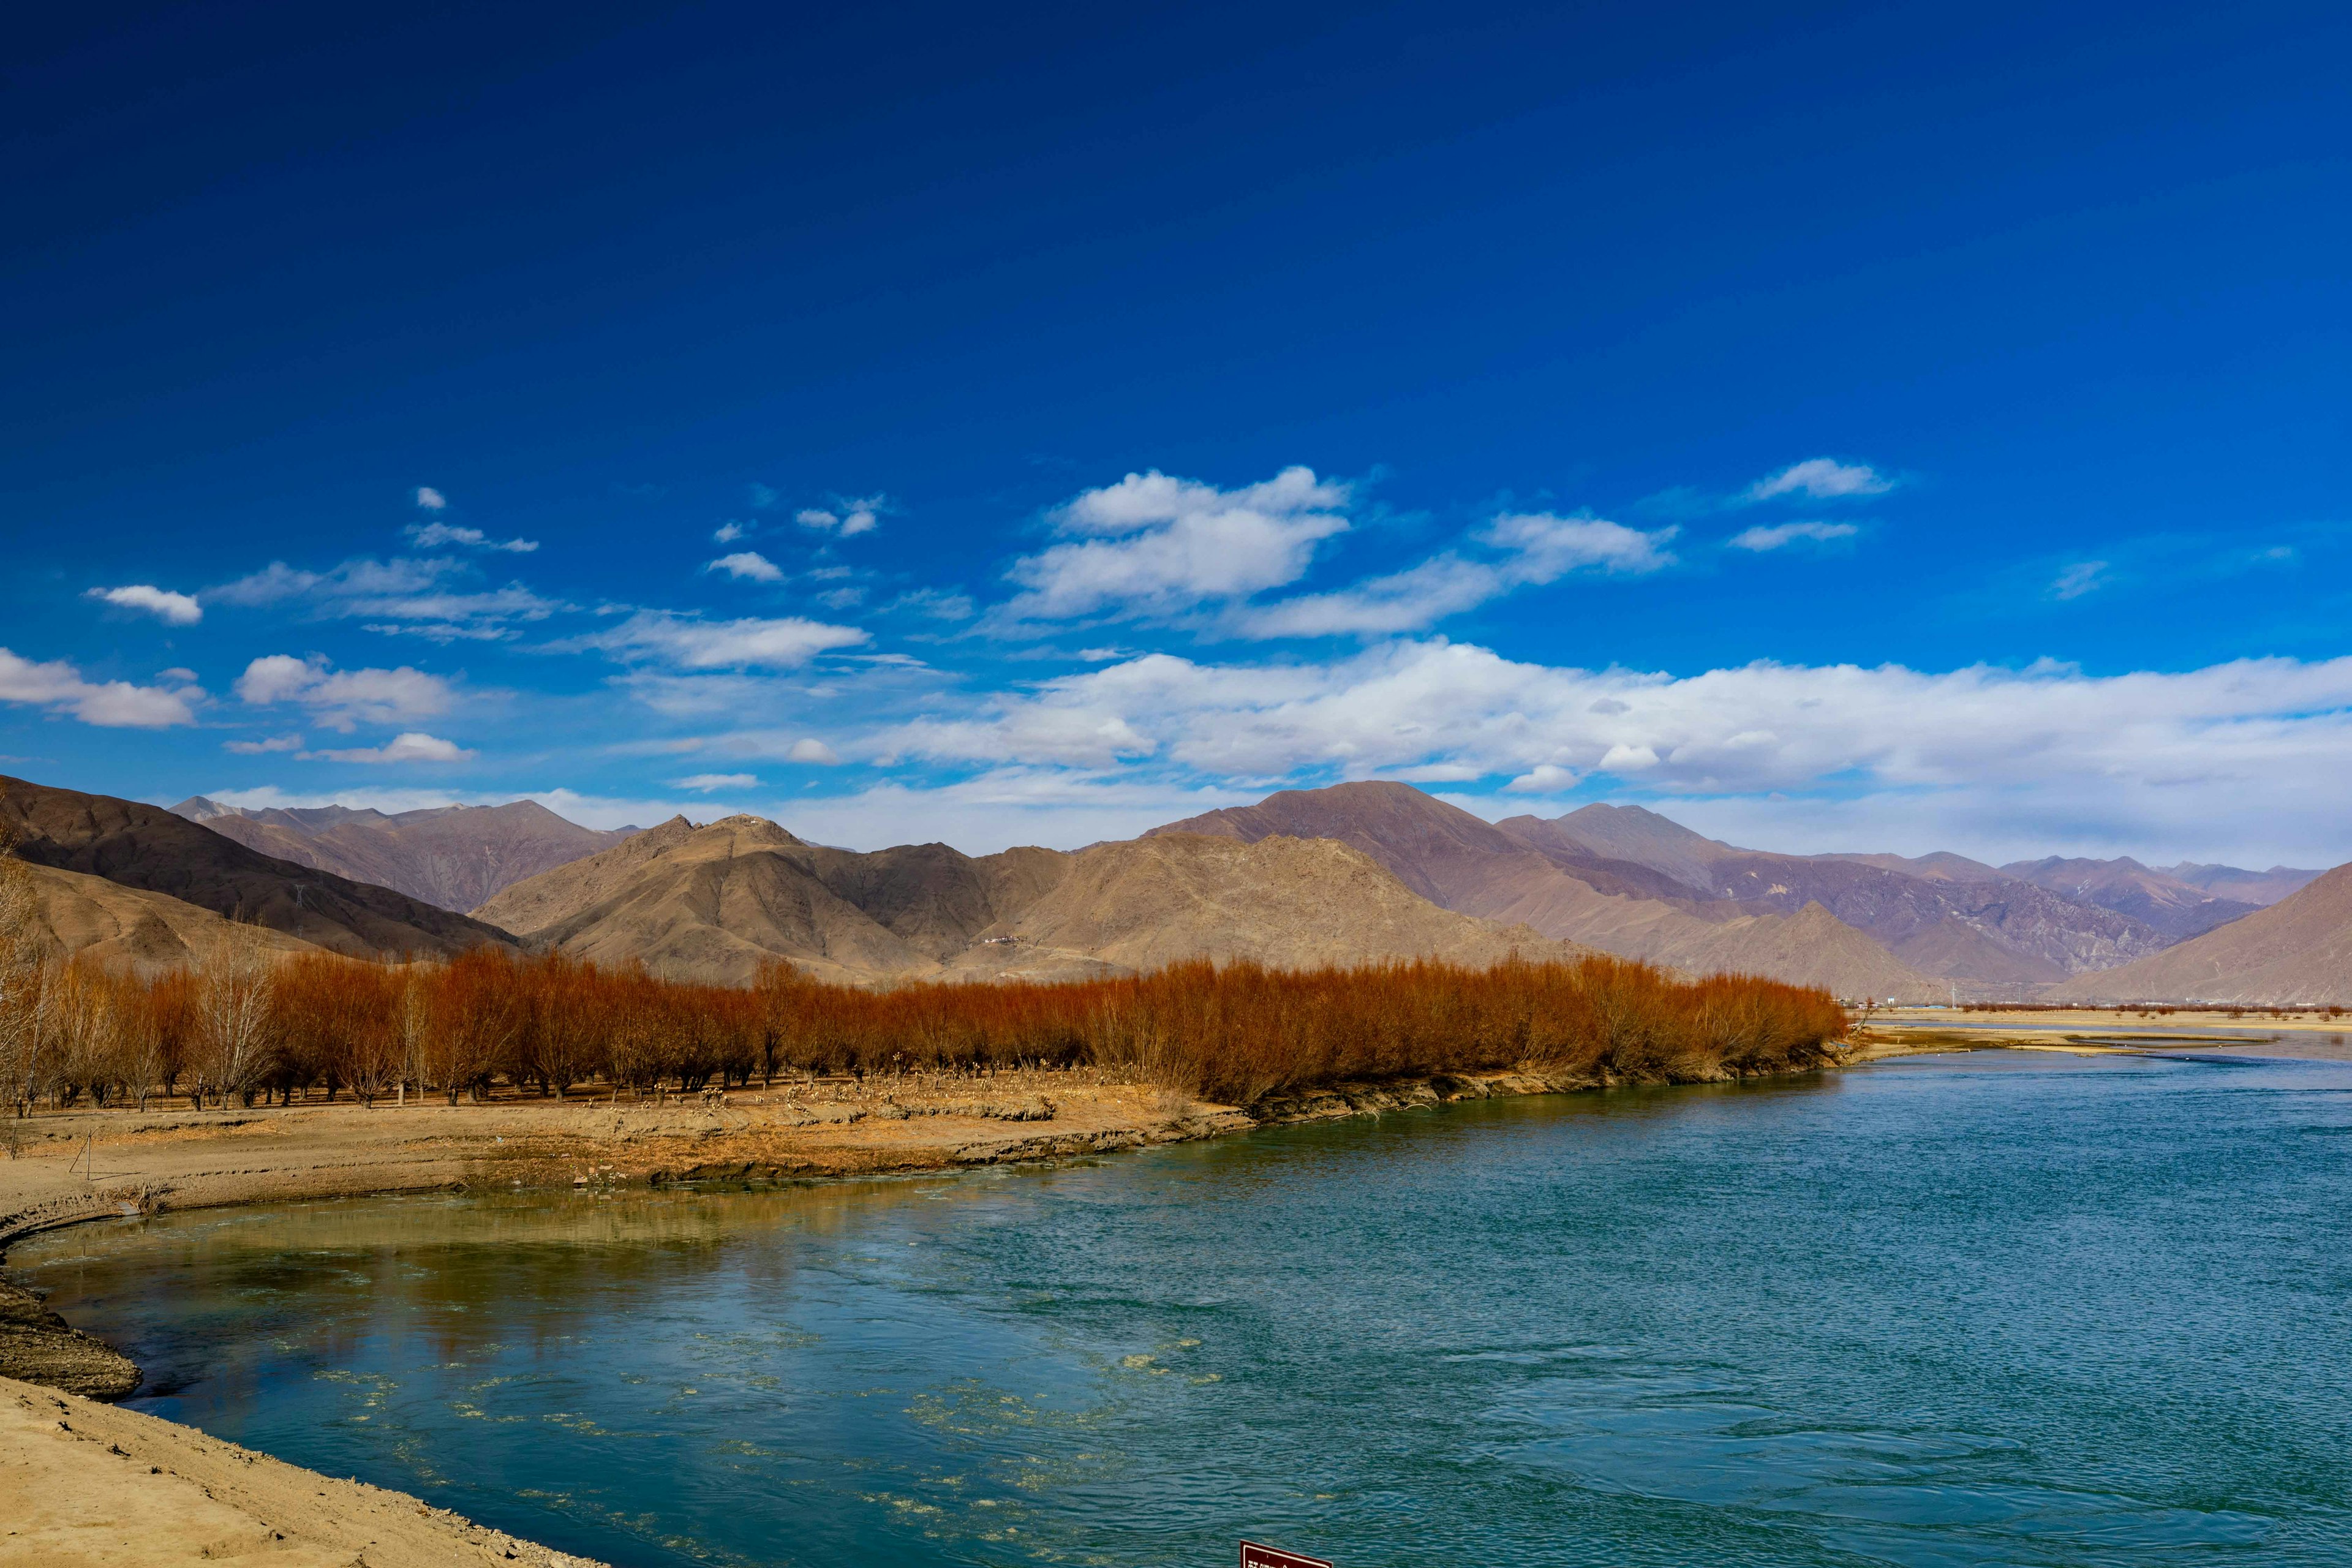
xmin=1241 ymin=1542 xmax=1333 ymax=1568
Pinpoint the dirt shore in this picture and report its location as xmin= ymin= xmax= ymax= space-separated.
xmin=1 ymin=1374 xmax=607 ymax=1567
xmin=1859 ymin=1006 xmax=2352 ymax=1061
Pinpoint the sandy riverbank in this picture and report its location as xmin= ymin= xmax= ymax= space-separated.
xmin=1 ymin=1374 xmax=607 ymax=1567
xmin=1860 ymin=1006 xmax=2352 ymax=1061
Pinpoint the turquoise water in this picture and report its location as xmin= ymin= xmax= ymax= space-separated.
xmin=13 ymin=1051 xmax=2352 ymax=1567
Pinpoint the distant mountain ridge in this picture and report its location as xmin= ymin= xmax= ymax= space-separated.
xmin=1147 ymin=784 xmax=1942 ymax=997
xmin=1996 ymin=856 xmax=2260 ymax=940
xmin=2048 ymin=864 xmax=2352 ymax=1004
xmin=2159 ymin=862 xmax=2324 ymax=907
xmin=171 ymin=797 xmax=638 ymax=912
xmin=1498 ymin=802 xmax=2173 ymax=982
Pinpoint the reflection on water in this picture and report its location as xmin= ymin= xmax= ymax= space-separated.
xmin=15 ymin=1053 xmax=2352 ymax=1567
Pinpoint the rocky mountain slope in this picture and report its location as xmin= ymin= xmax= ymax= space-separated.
xmin=17 ymin=862 xmax=325 ymax=971
xmin=1997 ymin=855 xmax=2259 ymax=940
xmin=2045 ymin=862 xmax=2352 ymax=1003
xmin=171 ymin=797 xmax=636 ymax=912
xmin=1 ymin=775 xmax=513 ymax=959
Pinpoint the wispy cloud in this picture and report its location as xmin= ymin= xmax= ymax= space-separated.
xmin=302 ymin=731 xmax=475 ymax=764
xmin=86 ymin=584 xmax=203 ymax=625
xmin=707 ymin=551 xmax=783 ymax=582
xmin=407 ymin=521 xmax=538 ymax=554
xmin=2051 ymin=560 xmax=2109 ymax=600
xmin=0 ymin=647 xmax=199 ymax=728
xmin=1728 ymin=520 xmax=1860 ymax=551
xmin=714 ymin=521 xmax=748 ymax=543
xmin=1233 ymin=513 xmax=1675 ymax=638
xmin=672 ymin=772 xmax=759 ymax=791
xmin=223 ymin=733 xmax=304 ymax=755
xmin=587 ymin=611 xmax=870 ymax=670
xmin=209 ymin=557 xmax=562 ymax=639
xmin=415 ymin=486 xmax=447 ymax=511
xmin=1743 ymin=458 xmax=1894 ymax=503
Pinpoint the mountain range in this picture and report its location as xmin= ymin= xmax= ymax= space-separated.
xmin=170 ymin=797 xmax=637 ymax=912
xmin=4 ymin=771 xmax=2339 ymax=1000
xmin=472 ymin=813 xmax=1580 ymax=985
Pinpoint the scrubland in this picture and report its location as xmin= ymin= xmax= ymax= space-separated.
xmin=5 ymin=941 xmax=1847 ymax=1117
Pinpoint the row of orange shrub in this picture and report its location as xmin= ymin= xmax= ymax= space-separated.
xmin=10 ymin=941 xmax=1847 ymax=1112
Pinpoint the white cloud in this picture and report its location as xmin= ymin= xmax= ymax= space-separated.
xmin=1504 ymin=764 xmax=1580 ymax=793
xmin=787 ymin=738 xmax=842 ymax=765
xmin=1743 ymin=458 xmax=1894 ymax=502
xmin=233 ymin=655 xmax=454 ymax=732
xmin=1729 ymin=520 xmax=1861 ymax=552
xmin=714 ymin=522 xmax=747 ymax=543
xmin=748 ymin=483 xmax=780 ymax=511
xmin=223 ymin=733 xmax=304 ymax=755
xmin=589 ymin=611 xmax=870 ymax=669
xmin=858 ymin=639 xmax=2352 ymax=860
xmin=995 ymin=467 xmax=1352 ymax=627
xmin=2051 ymin=561 xmax=2108 ymax=600
xmin=0 ymin=647 xmax=199 ymax=728
xmin=406 ymin=521 xmax=538 ymax=554
xmin=1233 ymin=512 xmax=1675 ymax=638
xmin=673 ymin=772 xmax=760 ymax=791
xmin=86 ymin=584 xmax=203 ymax=625
xmin=797 ymin=496 xmax=886 ymax=536
xmin=708 ymin=551 xmax=784 ymax=582
xmin=415 ymin=486 xmax=448 ymax=510
xmin=303 ymin=731 xmax=475 ymax=764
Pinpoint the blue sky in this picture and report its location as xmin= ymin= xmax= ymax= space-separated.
xmin=5 ymin=0 xmax=2348 ymax=864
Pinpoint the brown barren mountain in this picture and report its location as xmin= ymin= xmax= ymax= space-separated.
xmin=979 ymin=832 xmax=1580 ymax=974
xmin=0 ymin=775 xmax=513 ymax=959
xmin=2046 ymin=862 xmax=2352 ymax=1004
xmin=475 ymin=815 xmax=950 ymax=984
xmin=476 ymin=815 xmax=1079 ymax=984
xmin=1147 ymin=782 xmax=1932 ymax=995
xmin=475 ymin=812 xmax=1577 ymax=983
xmin=171 ymin=797 xmax=637 ymax=912
xmin=1667 ymin=902 xmax=1940 ymax=1001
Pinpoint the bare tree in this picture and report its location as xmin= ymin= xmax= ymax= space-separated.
xmin=195 ymin=924 xmax=278 ymax=1107
xmin=0 ymin=840 xmax=53 ymax=1118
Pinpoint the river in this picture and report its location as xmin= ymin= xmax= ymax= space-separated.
xmin=12 ymin=1050 xmax=2352 ymax=1567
